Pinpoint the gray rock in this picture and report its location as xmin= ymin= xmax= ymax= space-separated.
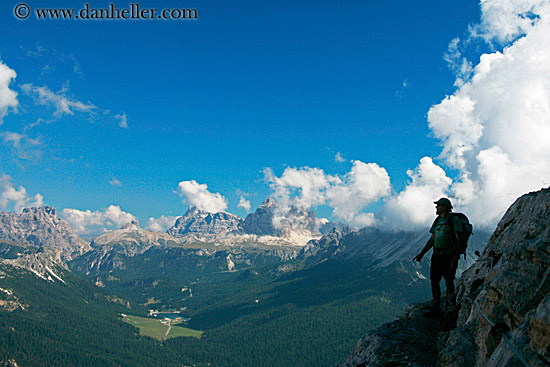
xmin=0 ymin=206 xmax=90 ymax=263
xmin=167 ymin=207 xmax=243 ymax=237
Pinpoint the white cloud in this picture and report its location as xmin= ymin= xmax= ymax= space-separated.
xmin=0 ymin=174 xmax=44 ymax=213
xmin=109 ymin=177 xmax=122 ymax=187
xmin=381 ymin=157 xmax=452 ymax=230
xmin=265 ymin=161 xmax=391 ymax=227
xmin=474 ymin=0 xmax=550 ymax=45
xmin=0 ymin=60 xmax=19 ymax=124
xmin=237 ymin=196 xmax=251 ymax=212
xmin=425 ymin=0 xmax=550 ymax=228
xmin=21 ymin=83 xmax=96 ymax=117
xmin=60 ymin=205 xmax=137 ymax=238
xmin=146 ymin=215 xmax=181 ymax=232
xmin=176 ymin=180 xmax=228 ymax=213
xmin=1 ymin=132 xmax=41 ymax=160
xmin=115 ymin=112 xmax=128 ymax=129
xmin=335 ymin=152 xmax=346 ymax=163
xmin=443 ymin=37 xmax=473 ymax=86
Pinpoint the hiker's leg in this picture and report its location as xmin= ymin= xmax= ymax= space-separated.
xmin=444 ymin=254 xmax=456 ymax=296
xmin=444 ymin=277 xmax=455 ymax=295
xmin=431 ymin=279 xmax=441 ymax=306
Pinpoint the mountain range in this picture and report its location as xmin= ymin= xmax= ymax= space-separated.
xmin=9 ymin=190 xmax=544 ymax=367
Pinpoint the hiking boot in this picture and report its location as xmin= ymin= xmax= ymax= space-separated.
xmin=423 ymin=306 xmax=442 ymax=318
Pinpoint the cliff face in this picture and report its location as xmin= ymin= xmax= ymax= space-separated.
xmin=339 ymin=187 xmax=550 ymax=367
xmin=0 ymin=207 xmax=90 ymax=262
xmin=167 ymin=207 xmax=243 ymax=237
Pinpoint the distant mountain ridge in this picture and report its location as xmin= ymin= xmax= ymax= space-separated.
xmin=167 ymin=207 xmax=243 ymax=237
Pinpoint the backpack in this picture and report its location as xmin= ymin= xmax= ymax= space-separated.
xmin=431 ymin=212 xmax=473 ymax=257
xmin=448 ymin=212 xmax=473 ymax=257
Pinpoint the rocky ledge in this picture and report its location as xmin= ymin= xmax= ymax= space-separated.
xmin=339 ymin=187 xmax=550 ymax=367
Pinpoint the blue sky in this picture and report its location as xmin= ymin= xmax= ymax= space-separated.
xmin=1 ymin=0 xmax=549 ymax=237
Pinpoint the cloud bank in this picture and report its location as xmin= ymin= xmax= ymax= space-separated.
xmin=265 ymin=160 xmax=390 ymax=227
xmin=424 ymin=0 xmax=550 ymax=227
xmin=61 ymin=205 xmax=137 ymax=238
xmin=177 ymin=180 xmax=228 ymax=213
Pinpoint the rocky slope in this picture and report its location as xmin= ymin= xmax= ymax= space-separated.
xmin=72 ymin=221 xmax=181 ymax=274
xmin=338 ymin=187 xmax=550 ymax=367
xmin=0 ymin=207 xmax=89 ymax=262
xmin=0 ymin=207 xmax=89 ymax=280
xmin=167 ymin=207 xmax=243 ymax=238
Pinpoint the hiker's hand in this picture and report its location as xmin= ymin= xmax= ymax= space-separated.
xmin=413 ymin=253 xmax=423 ymax=262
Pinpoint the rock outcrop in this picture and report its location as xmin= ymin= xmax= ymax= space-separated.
xmin=91 ymin=220 xmax=180 ymax=254
xmin=72 ymin=221 xmax=181 ymax=273
xmin=338 ymin=187 xmax=550 ymax=367
xmin=0 ymin=207 xmax=90 ymax=262
xmin=167 ymin=207 xmax=243 ymax=237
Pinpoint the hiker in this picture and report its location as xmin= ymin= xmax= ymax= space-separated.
xmin=413 ymin=198 xmax=463 ymax=317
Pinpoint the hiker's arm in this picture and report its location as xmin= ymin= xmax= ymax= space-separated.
xmin=413 ymin=234 xmax=434 ymax=262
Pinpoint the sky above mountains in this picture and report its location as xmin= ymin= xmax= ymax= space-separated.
xmin=1 ymin=0 xmax=549 ymax=238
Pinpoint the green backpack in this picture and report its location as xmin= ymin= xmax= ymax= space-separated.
xmin=448 ymin=212 xmax=473 ymax=257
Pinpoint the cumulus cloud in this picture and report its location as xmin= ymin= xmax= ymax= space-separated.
xmin=474 ymin=0 xmax=549 ymax=45
xmin=1 ymin=132 xmax=41 ymax=160
xmin=237 ymin=196 xmax=251 ymax=212
xmin=265 ymin=160 xmax=391 ymax=227
xmin=423 ymin=0 xmax=550 ymax=228
xmin=0 ymin=174 xmax=44 ymax=213
xmin=115 ymin=112 xmax=128 ymax=129
xmin=60 ymin=205 xmax=137 ymax=238
xmin=21 ymin=83 xmax=96 ymax=117
xmin=0 ymin=59 xmax=19 ymax=124
xmin=146 ymin=215 xmax=181 ymax=232
xmin=381 ymin=157 xmax=452 ymax=230
xmin=176 ymin=180 xmax=228 ymax=213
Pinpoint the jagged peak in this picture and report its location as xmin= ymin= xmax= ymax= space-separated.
xmin=259 ymin=198 xmax=276 ymax=208
xmin=21 ymin=206 xmax=58 ymax=218
xmin=120 ymin=220 xmax=140 ymax=230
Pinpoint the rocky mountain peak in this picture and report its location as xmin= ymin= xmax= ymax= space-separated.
xmin=0 ymin=206 xmax=89 ymax=263
xmin=21 ymin=206 xmax=58 ymax=218
xmin=120 ymin=220 xmax=140 ymax=230
xmin=339 ymin=187 xmax=550 ymax=367
xmin=167 ymin=206 xmax=243 ymax=237
xmin=259 ymin=198 xmax=276 ymax=208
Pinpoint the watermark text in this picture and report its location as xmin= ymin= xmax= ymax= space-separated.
xmin=14 ymin=3 xmax=199 ymax=21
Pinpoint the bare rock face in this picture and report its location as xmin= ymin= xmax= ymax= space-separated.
xmin=167 ymin=207 xmax=243 ymax=237
xmin=338 ymin=302 xmax=440 ymax=367
xmin=241 ymin=198 xmax=278 ymax=236
xmin=339 ymin=187 xmax=550 ymax=367
xmin=0 ymin=207 xmax=90 ymax=262
xmin=91 ymin=220 xmax=180 ymax=255
xmin=74 ymin=221 xmax=181 ymax=273
xmin=438 ymin=187 xmax=550 ymax=367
